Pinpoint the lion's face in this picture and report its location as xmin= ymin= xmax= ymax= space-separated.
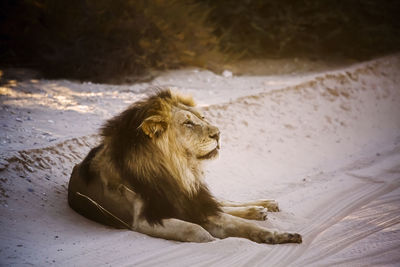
xmin=136 ymin=91 xmax=220 ymax=194
xmin=139 ymin=92 xmax=220 ymax=162
xmin=171 ymin=106 xmax=220 ymax=160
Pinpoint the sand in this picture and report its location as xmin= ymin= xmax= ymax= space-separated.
xmin=0 ymin=54 xmax=399 ymax=266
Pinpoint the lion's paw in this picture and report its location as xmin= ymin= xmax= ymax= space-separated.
xmin=276 ymin=232 xmax=302 ymax=244
xmin=269 ymin=232 xmax=302 ymax=244
xmin=255 ymin=231 xmax=302 ymax=244
xmin=246 ymin=206 xmax=268 ymax=221
xmin=256 ymin=199 xmax=280 ymax=212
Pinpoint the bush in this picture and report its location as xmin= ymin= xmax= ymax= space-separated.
xmin=1 ymin=0 xmax=399 ymax=82
xmin=203 ymin=0 xmax=400 ymax=59
xmin=0 ymin=0 xmax=220 ymax=82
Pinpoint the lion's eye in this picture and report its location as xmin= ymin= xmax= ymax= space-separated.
xmin=184 ymin=120 xmax=195 ymax=127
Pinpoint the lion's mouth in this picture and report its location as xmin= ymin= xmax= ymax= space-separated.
xmin=198 ymin=147 xmax=219 ymax=160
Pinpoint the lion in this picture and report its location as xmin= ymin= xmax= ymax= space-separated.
xmin=68 ymin=89 xmax=302 ymax=244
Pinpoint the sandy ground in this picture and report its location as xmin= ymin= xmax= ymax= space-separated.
xmin=0 ymin=55 xmax=400 ymax=266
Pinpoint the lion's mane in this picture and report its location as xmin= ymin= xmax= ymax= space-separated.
xmin=85 ymin=90 xmax=221 ymax=225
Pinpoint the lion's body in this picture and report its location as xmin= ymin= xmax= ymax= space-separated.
xmin=68 ymin=90 xmax=302 ymax=244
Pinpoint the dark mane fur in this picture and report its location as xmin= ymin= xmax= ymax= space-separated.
xmin=99 ymin=90 xmax=221 ymax=225
xmin=79 ymin=144 xmax=104 ymax=184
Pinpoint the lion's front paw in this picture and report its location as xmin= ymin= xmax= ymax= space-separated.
xmin=257 ymin=199 xmax=280 ymax=212
xmin=269 ymin=232 xmax=302 ymax=244
xmin=277 ymin=232 xmax=302 ymax=244
xmin=246 ymin=206 xmax=268 ymax=221
xmin=253 ymin=231 xmax=302 ymax=244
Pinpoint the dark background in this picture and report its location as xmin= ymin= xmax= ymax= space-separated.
xmin=1 ymin=0 xmax=399 ymax=83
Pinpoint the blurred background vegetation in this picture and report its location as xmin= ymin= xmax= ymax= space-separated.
xmin=1 ymin=0 xmax=399 ymax=83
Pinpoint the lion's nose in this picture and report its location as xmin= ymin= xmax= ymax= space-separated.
xmin=208 ymin=126 xmax=220 ymax=141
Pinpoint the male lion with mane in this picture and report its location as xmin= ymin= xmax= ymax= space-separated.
xmin=68 ymin=89 xmax=302 ymax=244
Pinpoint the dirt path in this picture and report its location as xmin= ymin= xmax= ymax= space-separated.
xmin=0 ymin=55 xmax=399 ymax=266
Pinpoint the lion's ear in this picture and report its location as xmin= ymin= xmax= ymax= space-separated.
xmin=140 ymin=115 xmax=168 ymax=138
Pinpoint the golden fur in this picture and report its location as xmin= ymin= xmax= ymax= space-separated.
xmin=68 ymin=89 xmax=302 ymax=244
xmin=97 ymin=90 xmax=218 ymax=195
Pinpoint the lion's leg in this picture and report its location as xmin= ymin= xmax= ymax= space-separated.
xmin=118 ymin=185 xmax=214 ymax=243
xmin=219 ymin=199 xmax=280 ymax=212
xmin=133 ymin=218 xmax=215 ymax=243
xmin=221 ymin=206 xmax=268 ymax=220
xmin=202 ymin=213 xmax=302 ymax=244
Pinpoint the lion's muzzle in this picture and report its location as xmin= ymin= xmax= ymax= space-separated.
xmin=208 ymin=125 xmax=220 ymax=142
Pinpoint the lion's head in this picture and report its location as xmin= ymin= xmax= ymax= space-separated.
xmin=141 ymin=92 xmax=220 ymax=161
xmin=101 ymin=89 xmax=220 ymax=195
